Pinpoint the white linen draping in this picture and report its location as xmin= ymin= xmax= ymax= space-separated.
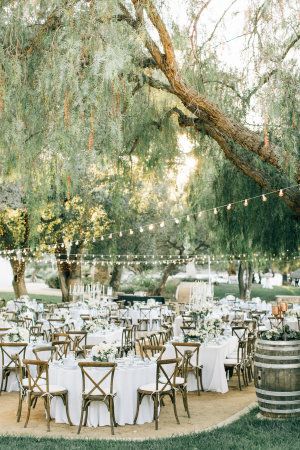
xmin=163 ymin=336 xmax=238 ymax=394
xmin=49 ymin=361 xmax=156 ymax=426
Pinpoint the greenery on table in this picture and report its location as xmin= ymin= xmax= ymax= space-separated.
xmin=260 ymin=325 xmax=300 ymax=341
xmin=0 ymin=408 xmax=298 ymax=450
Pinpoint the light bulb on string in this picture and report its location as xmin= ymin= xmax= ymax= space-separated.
xmin=101 ymin=236 xmax=104 ymax=241
xmin=129 ymin=229 xmax=134 ymax=235
xmin=262 ymin=194 xmax=267 ymax=202
xmin=186 ymin=215 xmax=190 ymax=222
xmin=214 ymin=208 xmax=218 ymax=215
xmin=174 ymin=218 xmax=179 ymax=224
xmin=109 ymin=234 xmax=112 ymax=239
xmin=279 ymin=189 xmax=284 ymax=197
xmin=119 ymin=231 xmax=123 ymax=237
xmin=198 ymin=211 xmax=202 ymax=218
xmin=139 ymin=227 xmax=144 ymax=233
xmin=227 ymin=203 xmax=232 ymax=210
xmin=244 ymin=199 xmax=248 ymax=207
xmin=149 ymin=224 xmax=154 ymax=231
xmin=160 ymin=221 xmax=165 ymax=228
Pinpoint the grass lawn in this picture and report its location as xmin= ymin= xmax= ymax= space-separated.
xmin=214 ymin=283 xmax=300 ymax=302
xmin=0 ymin=408 xmax=298 ymax=450
xmin=0 ymin=292 xmax=60 ymax=304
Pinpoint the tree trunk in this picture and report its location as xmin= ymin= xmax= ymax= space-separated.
xmin=93 ymin=263 xmax=111 ymax=284
xmin=56 ymin=241 xmax=82 ymax=302
xmin=10 ymin=259 xmax=28 ymax=298
xmin=153 ymin=263 xmax=175 ymax=296
xmin=238 ymin=260 xmax=253 ymax=299
xmin=109 ymin=265 xmax=123 ymax=292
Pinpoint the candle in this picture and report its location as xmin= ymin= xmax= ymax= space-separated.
xmin=280 ymin=302 xmax=288 ymax=312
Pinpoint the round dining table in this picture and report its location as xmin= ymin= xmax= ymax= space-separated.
xmin=49 ymin=358 xmax=156 ymax=427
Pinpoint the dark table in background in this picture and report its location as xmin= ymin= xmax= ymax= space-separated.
xmin=116 ymin=294 xmax=165 ymax=306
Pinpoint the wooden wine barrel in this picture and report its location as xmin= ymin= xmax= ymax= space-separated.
xmin=254 ymin=339 xmax=300 ymax=418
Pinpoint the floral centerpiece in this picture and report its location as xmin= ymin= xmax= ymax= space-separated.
xmin=83 ymin=318 xmax=109 ymax=333
xmin=90 ymin=343 xmax=118 ymax=362
xmin=260 ymin=325 xmax=300 ymax=341
xmin=189 ymin=301 xmax=214 ymax=323
xmin=3 ymin=327 xmax=29 ymax=343
xmin=183 ymin=318 xmax=223 ymax=343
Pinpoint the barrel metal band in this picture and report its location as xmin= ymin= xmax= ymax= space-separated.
xmin=257 ymin=340 xmax=300 ymax=346
xmin=256 ymin=346 xmax=300 ymax=352
xmin=255 ymin=354 xmax=299 ymax=360
xmin=259 ymin=406 xmax=300 ymax=414
xmin=254 ymin=362 xmax=300 ymax=369
xmin=256 ymin=388 xmax=300 ymax=396
xmin=257 ymin=398 xmax=300 ymax=405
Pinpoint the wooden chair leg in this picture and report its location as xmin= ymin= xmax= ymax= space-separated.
xmin=109 ymin=398 xmax=115 ymax=436
xmin=63 ymin=394 xmax=73 ymax=426
xmin=154 ymin=394 xmax=159 ymax=430
xmin=236 ymin=367 xmax=242 ymax=391
xmin=183 ymin=389 xmax=190 ymax=418
xmin=199 ymin=368 xmax=204 ymax=391
xmin=111 ymin=398 xmax=118 ymax=427
xmin=133 ymin=392 xmax=141 ymax=424
xmin=196 ymin=370 xmax=201 ymax=396
xmin=171 ymin=392 xmax=180 ymax=424
xmin=45 ymin=396 xmax=51 ymax=432
xmin=77 ymin=401 xmax=85 ymax=434
xmin=16 ymin=391 xmax=22 ymax=422
xmin=24 ymin=396 xmax=32 ymax=428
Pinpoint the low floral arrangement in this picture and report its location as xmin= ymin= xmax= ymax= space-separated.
xmin=184 ymin=318 xmax=223 ymax=342
xmin=3 ymin=327 xmax=29 ymax=343
xmin=260 ymin=325 xmax=300 ymax=341
xmin=91 ymin=343 xmax=118 ymax=361
xmin=83 ymin=318 xmax=109 ymax=333
xmin=190 ymin=301 xmax=213 ymax=321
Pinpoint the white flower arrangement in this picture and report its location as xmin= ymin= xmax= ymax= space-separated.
xmin=3 ymin=327 xmax=29 ymax=343
xmin=83 ymin=318 xmax=109 ymax=333
xmin=184 ymin=318 xmax=223 ymax=343
xmin=91 ymin=342 xmax=118 ymax=361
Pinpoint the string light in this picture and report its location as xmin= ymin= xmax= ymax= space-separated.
xmin=214 ymin=208 xmax=218 ymax=215
xmin=149 ymin=224 xmax=154 ymax=231
xmin=129 ymin=229 xmax=134 ymax=235
xmin=244 ymin=199 xmax=248 ymax=207
xmin=139 ymin=227 xmax=144 ymax=233
xmin=279 ymin=189 xmax=284 ymax=197
xmin=262 ymin=194 xmax=267 ymax=202
xmin=227 ymin=203 xmax=232 ymax=210
xmin=160 ymin=221 xmax=165 ymax=228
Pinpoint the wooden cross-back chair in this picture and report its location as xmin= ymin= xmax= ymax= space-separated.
xmin=172 ymin=342 xmax=204 ymax=395
xmin=232 ymin=326 xmax=248 ymax=341
xmin=29 ymin=325 xmax=44 ymax=342
xmin=134 ymin=358 xmax=180 ymax=430
xmin=135 ymin=337 xmax=146 ymax=356
xmin=0 ymin=342 xmax=28 ymax=393
xmin=23 ymin=359 xmax=72 ymax=431
xmin=51 ymin=340 xmax=70 ymax=359
xmin=0 ymin=328 xmax=11 ymax=342
xmin=66 ymin=331 xmax=87 ymax=356
xmin=77 ymin=361 xmax=117 ymax=435
xmin=33 ymin=345 xmax=56 ymax=363
xmin=141 ymin=344 xmax=165 ymax=361
xmin=48 ymin=319 xmax=66 ymax=334
xmin=224 ymin=340 xmax=248 ymax=390
xmin=269 ymin=317 xmax=284 ymax=330
xmin=120 ymin=327 xmax=135 ymax=356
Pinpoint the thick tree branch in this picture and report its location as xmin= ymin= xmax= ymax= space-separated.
xmin=170 ymin=108 xmax=300 ymax=215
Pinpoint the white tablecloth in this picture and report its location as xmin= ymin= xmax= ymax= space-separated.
xmin=87 ymin=329 xmax=123 ymax=346
xmin=49 ymin=360 xmax=156 ymax=426
xmin=164 ymin=336 xmax=238 ymax=394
